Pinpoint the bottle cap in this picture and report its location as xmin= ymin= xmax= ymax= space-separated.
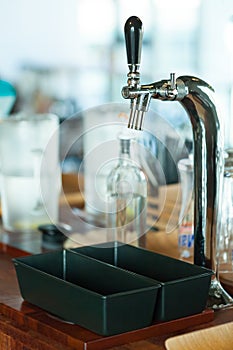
xmin=38 ymin=224 xmax=67 ymax=250
xmin=118 ymin=131 xmax=135 ymax=154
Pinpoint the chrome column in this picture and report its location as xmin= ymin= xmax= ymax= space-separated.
xmin=122 ymin=16 xmax=233 ymax=308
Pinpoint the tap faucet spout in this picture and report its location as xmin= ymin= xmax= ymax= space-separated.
xmin=122 ymin=73 xmax=188 ymax=130
xmin=122 ymin=16 xmax=233 ymax=309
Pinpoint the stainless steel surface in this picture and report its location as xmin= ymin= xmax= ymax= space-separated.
xmin=121 ymin=16 xmax=233 ymax=308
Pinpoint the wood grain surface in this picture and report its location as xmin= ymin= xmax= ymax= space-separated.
xmin=1 ymin=180 xmax=233 ymax=349
xmin=165 ymin=321 xmax=233 ymax=350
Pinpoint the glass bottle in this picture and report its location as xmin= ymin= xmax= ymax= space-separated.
xmin=177 ymin=155 xmax=194 ymax=259
xmin=106 ymin=134 xmax=147 ymax=245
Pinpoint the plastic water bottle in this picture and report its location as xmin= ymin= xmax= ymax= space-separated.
xmin=178 ymin=156 xmax=194 ymax=259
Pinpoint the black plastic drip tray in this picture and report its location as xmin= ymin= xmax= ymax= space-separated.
xmin=72 ymin=242 xmax=214 ymax=322
xmin=13 ymin=249 xmax=160 ymax=336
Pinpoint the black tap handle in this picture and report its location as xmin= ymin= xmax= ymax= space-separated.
xmin=124 ymin=16 xmax=143 ymax=66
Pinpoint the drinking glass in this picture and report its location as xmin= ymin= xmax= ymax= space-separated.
xmin=0 ymin=113 xmax=60 ymax=233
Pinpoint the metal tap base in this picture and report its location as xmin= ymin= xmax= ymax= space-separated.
xmin=207 ymin=278 xmax=233 ymax=310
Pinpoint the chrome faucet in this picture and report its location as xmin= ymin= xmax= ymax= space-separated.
xmin=122 ymin=16 xmax=233 ymax=308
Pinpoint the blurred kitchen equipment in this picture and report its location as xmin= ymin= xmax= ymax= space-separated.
xmin=38 ymin=224 xmax=67 ymax=250
xmin=0 ymin=113 xmax=60 ymax=233
xmin=82 ymin=104 xmax=129 ymax=220
xmin=121 ymin=16 xmax=233 ymax=308
xmin=0 ymin=80 xmax=16 ymax=117
xmin=218 ymin=149 xmax=233 ymax=276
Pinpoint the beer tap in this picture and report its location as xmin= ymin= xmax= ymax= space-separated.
xmin=122 ymin=16 xmax=233 ymax=308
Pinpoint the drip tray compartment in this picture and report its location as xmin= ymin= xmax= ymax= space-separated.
xmin=72 ymin=242 xmax=214 ymax=322
xmin=13 ymin=249 xmax=160 ymax=336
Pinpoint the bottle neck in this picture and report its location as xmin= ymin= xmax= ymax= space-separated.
xmin=119 ymin=138 xmax=131 ymax=162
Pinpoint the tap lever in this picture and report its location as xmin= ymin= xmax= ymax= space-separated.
xmin=165 ymin=72 xmax=178 ymax=99
xmin=124 ymin=16 xmax=143 ymax=88
xmin=124 ymin=16 xmax=143 ymax=66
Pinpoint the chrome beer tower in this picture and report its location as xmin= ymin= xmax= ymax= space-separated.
xmin=121 ymin=16 xmax=233 ymax=308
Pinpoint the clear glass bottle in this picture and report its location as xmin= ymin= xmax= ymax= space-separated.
xmin=177 ymin=155 xmax=194 ymax=259
xmin=106 ymin=134 xmax=147 ymax=245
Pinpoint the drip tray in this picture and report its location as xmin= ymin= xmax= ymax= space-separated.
xmin=72 ymin=242 xmax=214 ymax=322
xmin=13 ymin=249 xmax=160 ymax=336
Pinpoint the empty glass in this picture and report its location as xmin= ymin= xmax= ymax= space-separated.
xmin=0 ymin=113 xmax=60 ymax=233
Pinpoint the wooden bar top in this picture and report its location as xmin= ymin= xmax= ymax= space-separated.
xmin=1 ymin=239 xmax=233 ymax=350
xmin=0 ymin=181 xmax=233 ymax=349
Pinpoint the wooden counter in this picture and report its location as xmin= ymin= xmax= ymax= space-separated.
xmin=0 ymin=242 xmax=233 ymax=350
xmin=0 ymin=182 xmax=233 ymax=349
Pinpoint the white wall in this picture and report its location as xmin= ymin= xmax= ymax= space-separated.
xmin=1 ymin=0 xmax=233 ymax=144
xmin=0 ymin=0 xmax=79 ymax=79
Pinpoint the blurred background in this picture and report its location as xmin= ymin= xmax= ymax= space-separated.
xmin=1 ymin=0 xmax=233 ymax=183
